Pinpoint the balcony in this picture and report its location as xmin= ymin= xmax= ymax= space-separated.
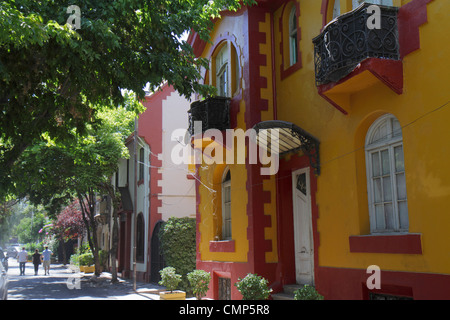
xmin=188 ymin=96 xmax=230 ymax=136
xmin=313 ymin=3 xmax=402 ymax=114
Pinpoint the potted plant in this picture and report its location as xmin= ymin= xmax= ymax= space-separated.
xmin=293 ymin=285 xmax=324 ymax=300
xmin=78 ymin=252 xmax=95 ymax=273
xmin=187 ymin=269 xmax=211 ymax=300
xmin=159 ymin=267 xmax=186 ymax=300
xmin=234 ymin=273 xmax=272 ymax=300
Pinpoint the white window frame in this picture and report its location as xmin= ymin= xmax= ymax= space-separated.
xmin=216 ymin=44 xmax=229 ymax=97
xmin=352 ymin=0 xmax=393 ymax=9
xmin=221 ymin=167 xmax=232 ymax=240
xmin=365 ymin=114 xmax=409 ymax=233
xmin=289 ymin=6 xmax=298 ymax=66
xmin=333 ymin=0 xmax=341 ymax=19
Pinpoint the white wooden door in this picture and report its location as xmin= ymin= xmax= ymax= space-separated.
xmin=292 ymin=168 xmax=314 ymax=285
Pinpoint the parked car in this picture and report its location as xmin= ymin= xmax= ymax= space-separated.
xmin=0 ymin=250 xmax=7 ymax=300
xmin=6 ymin=247 xmax=17 ymax=259
xmin=0 ymin=248 xmax=7 ymax=272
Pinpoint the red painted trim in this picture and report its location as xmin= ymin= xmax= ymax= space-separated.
xmin=349 ymin=233 xmax=422 ymax=254
xmin=187 ymin=31 xmax=207 ymax=58
xmin=209 ymin=240 xmax=236 ymax=252
xmin=317 ymin=58 xmax=403 ymax=114
xmin=398 ymin=0 xmax=434 ymax=58
xmin=317 ymin=266 xmax=450 ymax=300
xmin=139 ymin=84 xmax=176 ymax=281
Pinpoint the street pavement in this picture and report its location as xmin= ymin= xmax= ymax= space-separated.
xmin=6 ymin=257 xmax=167 ymax=300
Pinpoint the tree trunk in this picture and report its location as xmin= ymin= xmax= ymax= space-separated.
xmin=78 ymin=190 xmax=101 ymax=276
xmin=103 ymin=182 xmax=120 ymax=283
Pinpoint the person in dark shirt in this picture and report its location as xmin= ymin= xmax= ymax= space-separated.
xmin=32 ymin=249 xmax=42 ymax=276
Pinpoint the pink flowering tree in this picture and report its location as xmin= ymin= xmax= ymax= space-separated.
xmin=53 ymin=200 xmax=87 ymax=264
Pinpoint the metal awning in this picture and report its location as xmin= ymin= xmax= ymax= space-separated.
xmin=252 ymin=120 xmax=320 ymax=175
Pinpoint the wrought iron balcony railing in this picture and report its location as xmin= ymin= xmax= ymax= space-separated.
xmin=313 ymin=3 xmax=400 ymax=86
xmin=188 ymin=96 xmax=230 ymax=136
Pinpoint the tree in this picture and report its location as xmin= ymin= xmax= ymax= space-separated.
xmin=12 ymin=99 xmax=137 ymax=277
xmin=14 ymin=205 xmax=48 ymax=244
xmin=54 ymin=199 xmax=86 ymax=264
xmin=0 ymin=0 xmax=256 ymax=197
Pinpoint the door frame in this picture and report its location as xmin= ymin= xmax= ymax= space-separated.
xmin=291 ymin=167 xmax=315 ymax=285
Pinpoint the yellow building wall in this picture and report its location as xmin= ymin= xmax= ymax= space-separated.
xmin=274 ymin=0 xmax=450 ymax=274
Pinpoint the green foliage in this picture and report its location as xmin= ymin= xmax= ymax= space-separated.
xmin=0 ymin=0 xmax=256 ymax=198
xmin=69 ymin=243 xmax=92 ymax=266
xmin=158 ymin=217 xmax=196 ymax=292
xmin=78 ymin=252 xmax=94 ymax=266
xmin=294 ymin=285 xmax=324 ymax=300
xmin=24 ymin=242 xmax=44 ymax=253
xmin=234 ymin=273 xmax=272 ymax=300
xmin=15 ymin=207 xmax=47 ymax=244
xmin=187 ymin=269 xmax=211 ymax=300
xmin=159 ymin=267 xmax=182 ymax=293
xmin=11 ymin=98 xmax=138 ymax=217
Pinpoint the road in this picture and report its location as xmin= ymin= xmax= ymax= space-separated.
xmin=6 ymin=257 xmax=165 ymax=300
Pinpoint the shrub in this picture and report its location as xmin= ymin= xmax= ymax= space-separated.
xmin=70 ymin=252 xmax=80 ymax=266
xmin=187 ymin=270 xmax=211 ymax=300
xmin=159 ymin=267 xmax=182 ymax=293
xmin=234 ymin=273 xmax=272 ymax=300
xmin=158 ymin=217 xmax=196 ymax=291
xmin=78 ymin=252 xmax=94 ymax=266
xmin=294 ymin=285 xmax=324 ymax=300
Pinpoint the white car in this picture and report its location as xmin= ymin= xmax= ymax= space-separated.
xmin=0 ymin=253 xmax=7 ymax=300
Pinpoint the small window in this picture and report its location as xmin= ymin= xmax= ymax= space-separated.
xmin=136 ymin=213 xmax=145 ymax=262
xmin=289 ymin=6 xmax=298 ymax=66
xmin=365 ymin=114 xmax=408 ymax=233
xmin=139 ymin=148 xmax=145 ymax=181
xmin=221 ymin=167 xmax=231 ymax=240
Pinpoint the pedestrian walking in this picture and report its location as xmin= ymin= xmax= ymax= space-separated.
xmin=42 ymin=246 xmax=53 ymax=275
xmin=17 ymin=247 xmax=28 ymax=276
xmin=32 ymin=249 xmax=42 ymax=275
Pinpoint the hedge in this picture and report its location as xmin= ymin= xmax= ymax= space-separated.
xmin=158 ymin=217 xmax=196 ymax=292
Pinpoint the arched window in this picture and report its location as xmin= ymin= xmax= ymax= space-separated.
xmin=365 ymin=114 xmax=408 ymax=233
xmin=289 ymin=6 xmax=298 ymax=66
xmin=136 ymin=213 xmax=145 ymax=262
xmin=213 ymin=42 xmax=239 ymax=98
xmin=216 ymin=44 xmax=229 ymax=97
xmin=221 ymin=167 xmax=232 ymax=240
xmin=352 ymin=0 xmax=393 ymax=9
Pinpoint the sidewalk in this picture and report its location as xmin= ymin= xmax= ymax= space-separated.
xmin=7 ymin=258 xmax=196 ymax=300
xmin=64 ymin=264 xmax=196 ymax=300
